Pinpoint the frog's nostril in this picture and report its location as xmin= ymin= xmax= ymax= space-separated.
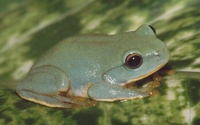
xmin=154 ymin=50 xmax=160 ymax=57
xmin=153 ymin=50 xmax=163 ymax=61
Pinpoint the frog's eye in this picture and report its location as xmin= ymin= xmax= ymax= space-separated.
xmin=148 ymin=25 xmax=156 ymax=34
xmin=125 ymin=54 xmax=143 ymax=69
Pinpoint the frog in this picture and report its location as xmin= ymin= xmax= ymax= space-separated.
xmin=16 ymin=24 xmax=170 ymax=108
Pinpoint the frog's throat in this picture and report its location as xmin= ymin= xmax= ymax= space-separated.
xmin=126 ymin=62 xmax=168 ymax=84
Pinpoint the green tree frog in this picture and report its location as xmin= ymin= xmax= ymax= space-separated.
xmin=16 ymin=24 xmax=170 ymax=108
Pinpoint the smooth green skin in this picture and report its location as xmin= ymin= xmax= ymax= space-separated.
xmin=16 ymin=24 xmax=170 ymax=108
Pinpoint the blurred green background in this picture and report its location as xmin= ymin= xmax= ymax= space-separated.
xmin=0 ymin=0 xmax=200 ymax=125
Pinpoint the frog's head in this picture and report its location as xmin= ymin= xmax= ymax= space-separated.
xmin=103 ymin=24 xmax=170 ymax=85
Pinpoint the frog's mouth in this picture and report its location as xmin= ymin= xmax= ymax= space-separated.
xmin=124 ymin=62 xmax=168 ymax=85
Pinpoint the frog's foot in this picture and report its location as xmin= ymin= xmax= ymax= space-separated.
xmin=139 ymin=81 xmax=160 ymax=97
xmin=88 ymin=82 xmax=158 ymax=102
xmin=160 ymin=67 xmax=176 ymax=75
xmin=17 ymin=90 xmax=77 ymax=108
xmin=16 ymin=65 xmax=93 ymax=108
xmin=141 ymin=81 xmax=160 ymax=91
xmin=18 ymin=90 xmax=96 ymax=108
xmin=59 ymin=92 xmax=97 ymax=108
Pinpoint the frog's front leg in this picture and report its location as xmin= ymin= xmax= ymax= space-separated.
xmin=88 ymin=82 xmax=156 ymax=101
xmin=16 ymin=65 xmax=91 ymax=108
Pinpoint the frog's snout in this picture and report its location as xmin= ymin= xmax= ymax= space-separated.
xmin=165 ymin=48 xmax=170 ymax=57
xmin=163 ymin=47 xmax=170 ymax=60
xmin=153 ymin=47 xmax=170 ymax=63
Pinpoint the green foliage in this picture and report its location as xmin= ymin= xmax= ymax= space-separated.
xmin=0 ymin=0 xmax=200 ymax=125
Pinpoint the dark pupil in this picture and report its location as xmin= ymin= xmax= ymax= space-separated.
xmin=127 ymin=55 xmax=141 ymax=67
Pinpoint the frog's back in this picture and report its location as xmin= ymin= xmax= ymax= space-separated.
xmin=31 ymin=34 xmax=123 ymax=90
xmin=32 ymin=34 xmax=120 ymax=69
